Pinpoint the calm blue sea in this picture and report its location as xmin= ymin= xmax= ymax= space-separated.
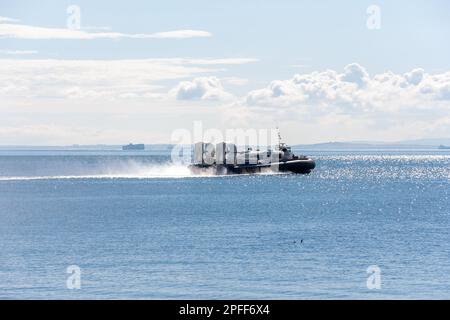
xmin=1 ymin=148 xmax=450 ymax=299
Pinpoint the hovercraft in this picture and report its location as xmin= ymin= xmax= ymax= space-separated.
xmin=189 ymin=133 xmax=315 ymax=175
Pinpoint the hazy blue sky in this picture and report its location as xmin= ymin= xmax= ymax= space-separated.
xmin=1 ymin=0 xmax=450 ymax=144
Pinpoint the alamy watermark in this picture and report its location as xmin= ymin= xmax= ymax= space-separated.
xmin=66 ymin=265 xmax=81 ymax=289
xmin=366 ymin=5 xmax=381 ymax=30
xmin=366 ymin=265 xmax=381 ymax=289
xmin=170 ymin=121 xmax=281 ymax=166
xmin=66 ymin=5 xmax=81 ymax=30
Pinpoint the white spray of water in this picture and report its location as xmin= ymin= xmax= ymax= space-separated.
xmin=102 ymin=161 xmax=197 ymax=178
xmin=0 ymin=157 xmax=289 ymax=181
xmin=0 ymin=161 xmax=261 ymax=181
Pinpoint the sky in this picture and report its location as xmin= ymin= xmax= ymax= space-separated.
xmin=1 ymin=0 xmax=450 ymax=145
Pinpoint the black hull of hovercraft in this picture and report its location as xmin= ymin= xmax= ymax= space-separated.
xmin=189 ymin=158 xmax=316 ymax=175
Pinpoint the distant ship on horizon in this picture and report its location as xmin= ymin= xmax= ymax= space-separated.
xmin=438 ymin=145 xmax=450 ymax=149
xmin=122 ymin=143 xmax=145 ymax=151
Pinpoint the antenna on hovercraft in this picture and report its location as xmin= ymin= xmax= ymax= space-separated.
xmin=276 ymin=125 xmax=286 ymax=150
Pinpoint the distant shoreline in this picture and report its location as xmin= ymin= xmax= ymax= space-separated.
xmin=0 ymin=142 xmax=449 ymax=151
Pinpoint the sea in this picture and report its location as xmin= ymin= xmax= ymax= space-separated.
xmin=0 ymin=147 xmax=449 ymax=299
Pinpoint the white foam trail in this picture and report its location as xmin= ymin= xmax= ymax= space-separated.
xmin=0 ymin=174 xmax=212 ymax=181
xmin=0 ymin=164 xmax=203 ymax=181
xmin=0 ymin=161 xmax=288 ymax=181
xmin=0 ymin=170 xmax=286 ymax=181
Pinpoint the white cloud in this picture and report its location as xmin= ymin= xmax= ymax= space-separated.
xmin=146 ymin=30 xmax=212 ymax=39
xmin=404 ymin=68 xmax=424 ymax=85
xmin=0 ymin=49 xmax=38 ymax=55
xmin=0 ymin=124 xmax=167 ymax=145
xmin=0 ymin=58 xmax=256 ymax=100
xmin=341 ymin=63 xmax=369 ymax=87
xmin=0 ymin=16 xmax=19 ymax=23
xmin=222 ymin=77 xmax=249 ymax=86
xmin=171 ymin=77 xmax=232 ymax=101
xmin=81 ymin=26 xmax=112 ymax=31
xmin=238 ymin=63 xmax=450 ymax=142
xmin=0 ymin=18 xmax=212 ymax=40
xmin=245 ymin=63 xmax=450 ymax=113
xmin=138 ymin=58 xmax=258 ymax=66
xmin=2 ymin=59 xmax=450 ymax=144
xmin=291 ymin=64 xmax=308 ymax=69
